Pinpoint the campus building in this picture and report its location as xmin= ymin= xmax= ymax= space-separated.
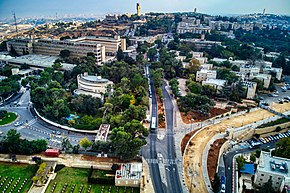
xmin=196 ymin=69 xmax=217 ymax=82
xmin=74 ymin=73 xmax=114 ymax=99
xmin=254 ymin=151 xmax=290 ymax=192
xmin=6 ymin=36 xmax=126 ymax=65
xmin=115 ymin=163 xmax=143 ymax=187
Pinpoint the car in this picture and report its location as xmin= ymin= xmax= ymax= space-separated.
xmin=56 ymin=131 xmax=61 ymax=135
xmin=261 ymin=102 xmax=269 ymax=106
xmin=268 ymin=94 xmax=274 ymax=97
xmin=52 ymin=131 xmax=56 ymax=134
xmin=221 ymin=184 xmax=226 ymax=193
xmin=285 ymin=132 xmax=290 ymax=137
xmin=264 ymin=137 xmax=270 ymax=143
xmin=258 ymin=96 xmax=264 ymax=100
xmin=273 ymin=94 xmax=279 ymax=97
xmin=14 ymin=122 xmax=20 ymax=127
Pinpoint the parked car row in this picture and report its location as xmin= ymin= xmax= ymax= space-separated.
xmin=248 ymin=130 xmax=290 ymax=148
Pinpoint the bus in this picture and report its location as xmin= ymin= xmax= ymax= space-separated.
xmin=151 ymin=117 xmax=156 ymax=131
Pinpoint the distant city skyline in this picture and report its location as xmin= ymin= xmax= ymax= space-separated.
xmin=0 ymin=0 xmax=289 ymax=19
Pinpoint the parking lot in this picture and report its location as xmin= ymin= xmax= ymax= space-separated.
xmin=259 ymin=82 xmax=290 ymax=106
xmin=247 ymin=130 xmax=290 ymax=149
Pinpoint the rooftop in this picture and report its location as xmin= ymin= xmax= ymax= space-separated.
xmin=257 ymin=151 xmax=290 ymax=177
xmin=80 ymin=74 xmax=111 ymax=83
xmin=0 ymin=54 xmax=76 ymax=71
xmin=115 ymin=163 xmax=142 ymax=180
xmin=203 ymin=78 xmax=226 ymax=86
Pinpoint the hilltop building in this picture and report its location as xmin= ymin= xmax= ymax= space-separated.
xmin=74 ymin=72 xmax=114 ymax=99
xmin=137 ymin=3 xmax=141 ymax=16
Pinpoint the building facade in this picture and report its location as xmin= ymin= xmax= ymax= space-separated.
xmin=254 ymin=151 xmax=290 ymax=192
xmin=242 ymin=81 xmax=257 ymax=99
xmin=74 ymin=73 xmax=114 ymax=99
xmin=196 ymin=69 xmax=217 ymax=82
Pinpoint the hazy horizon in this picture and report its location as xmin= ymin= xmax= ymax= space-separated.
xmin=0 ymin=0 xmax=290 ymax=19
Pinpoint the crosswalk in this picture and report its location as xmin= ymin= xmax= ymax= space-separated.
xmin=146 ymin=158 xmax=179 ymax=165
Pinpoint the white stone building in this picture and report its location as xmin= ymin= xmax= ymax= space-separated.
xmin=254 ymin=151 xmax=290 ymax=192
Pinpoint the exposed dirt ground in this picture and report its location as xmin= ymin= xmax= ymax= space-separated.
xmin=207 ymin=138 xmax=226 ymax=183
xmin=180 ymin=129 xmax=200 ymax=155
xmin=180 ymin=108 xmax=230 ymax=124
xmin=183 ymin=102 xmax=290 ymax=193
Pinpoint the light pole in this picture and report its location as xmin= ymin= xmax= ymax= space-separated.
xmin=190 ymin=119 xmax=194 ymax=132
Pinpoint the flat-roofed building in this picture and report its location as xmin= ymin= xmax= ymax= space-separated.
xmin=6 ymin=39 xmax=33 ymax=55
xmin=242 ymin=81 xmax=257 ymax=99
xmin=263 ymin=67 xmax=283 ymax=81
xmin=74 ymin=72 xmax=114 ymax=99
xmin=73 ymin=35 xmax=126 ymax=56
xmin=196 ymin=69 xmax=217 ymax=82
xmin=115 ymin=163 xmax=142 ymax=187
xmin=254 ymin=151 xmax=290 ymax=192
xmin=240 ymin=65 xmax=260 ymax=75
xmin=202 ymin=78 xmax=226 ymax=91
xmin=250 ymin=73 xmax=271 ymax=88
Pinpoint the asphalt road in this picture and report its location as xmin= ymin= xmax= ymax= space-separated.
xmin=162 ymin=81 xmax=183 ymax=193
xmin=224 ymin=142 xmax=275 ymax=193
xmin=0 ymin=89 xmax=95 ymax=148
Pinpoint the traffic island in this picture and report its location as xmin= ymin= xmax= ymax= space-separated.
xmin=0 ymin=111 xmax=18 ymax=126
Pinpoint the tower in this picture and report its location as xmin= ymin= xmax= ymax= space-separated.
xmin=263 ymin=8 xmax=266 ymax=15
xmin=137 ymin=3 xmax=141 ymax=16
xmin=194 ymin=8 xmax=197 ymax=13
xmin=12 ymin=11 xmax=18 ymax=33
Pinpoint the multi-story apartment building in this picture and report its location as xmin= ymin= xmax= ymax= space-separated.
xmin=240 ymin=65 xmax=261 ymax=75
xmin=74 ymin=73 xmax=114 ymax=99
xmin=250 ymin=73 xmax=272 ymax=88
xmin=177 ymin=17 xmax=211 ymax=34
xmin=196 ymin=69 xmax=217 ymax=82
xmin=242 ymin=81 xmax=257 ymax=99
xmin=202 ymin=79 xmax=226 ymax=91
xmin=254 ymin=151 xmax=290 ymax=192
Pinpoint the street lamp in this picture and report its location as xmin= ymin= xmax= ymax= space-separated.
xmin=190 ymin=119 xmax=194 ymax=132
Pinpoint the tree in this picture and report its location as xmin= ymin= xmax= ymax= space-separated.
xmin=201 ymin=85 xmax=216 ymax=97
xmin=123 ymin=119 xmax=149 ymax=139
xmin=236 ymin=155 xmax=246 ymax=171
xmin=5 ymin=129 xmax=21 ymax=154
xmin=272 ymin=138 xmax=290 ymax=159
xmin=79 ymin=137 xmax=93 ymax=151
xmin=250 ymin=153 xmax=256 ymax=163
xmin=147 ymin=48 xmax=157 ymax=62
xmin=52 ymin=61 xmax=63 ymax=71
xmin=59 ymin=49 xmax=70 ymax=58
xmin=187 ymin=81 xmax=202 ymax=95
xmin=116 ymin=46 xmax=124 ymax=62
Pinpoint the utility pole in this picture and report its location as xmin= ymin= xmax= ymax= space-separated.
xmin=13 ymin=11 xmax=18 ymax=34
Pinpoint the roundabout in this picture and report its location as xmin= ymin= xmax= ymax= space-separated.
xmin=0 ymin=111 xmax=18 ymax=126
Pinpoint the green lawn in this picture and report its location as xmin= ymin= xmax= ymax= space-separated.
xmin=45 ymin=167 xmax=140 ymax=193
xmin=0 ymin=112 xmax=17 ymax=125
xmin=0 ymin=162 xmax=38 ymax=193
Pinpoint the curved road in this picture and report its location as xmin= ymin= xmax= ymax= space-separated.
xmin=0 ymin=89 xmax=95 ymax=148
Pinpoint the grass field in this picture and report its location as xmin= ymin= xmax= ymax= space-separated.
xmin=0 ymin=162 xmax=37 ymax=193
xmin=0 ymin=112 xmax=17 ymax=125
xmin=45 ymin=167 xmax=140 ymax=193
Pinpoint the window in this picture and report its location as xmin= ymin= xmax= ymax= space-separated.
xmin=276 ymin=182 xmax=279 ymax=184
xmin=260 ymin=178 xmax=263 ymax=181
xmin=261 ymin=174 xmax=264 ymax=176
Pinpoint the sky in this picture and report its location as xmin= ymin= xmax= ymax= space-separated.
xmin=0 ymin=0 xmax=289 ymax=18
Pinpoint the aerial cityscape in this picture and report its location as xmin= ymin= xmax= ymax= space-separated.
xmin=0 ymin=1 xmax=290 ymax=193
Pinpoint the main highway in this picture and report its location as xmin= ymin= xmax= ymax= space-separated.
xmin=162 ymin=81 xmax=183 ymax=193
